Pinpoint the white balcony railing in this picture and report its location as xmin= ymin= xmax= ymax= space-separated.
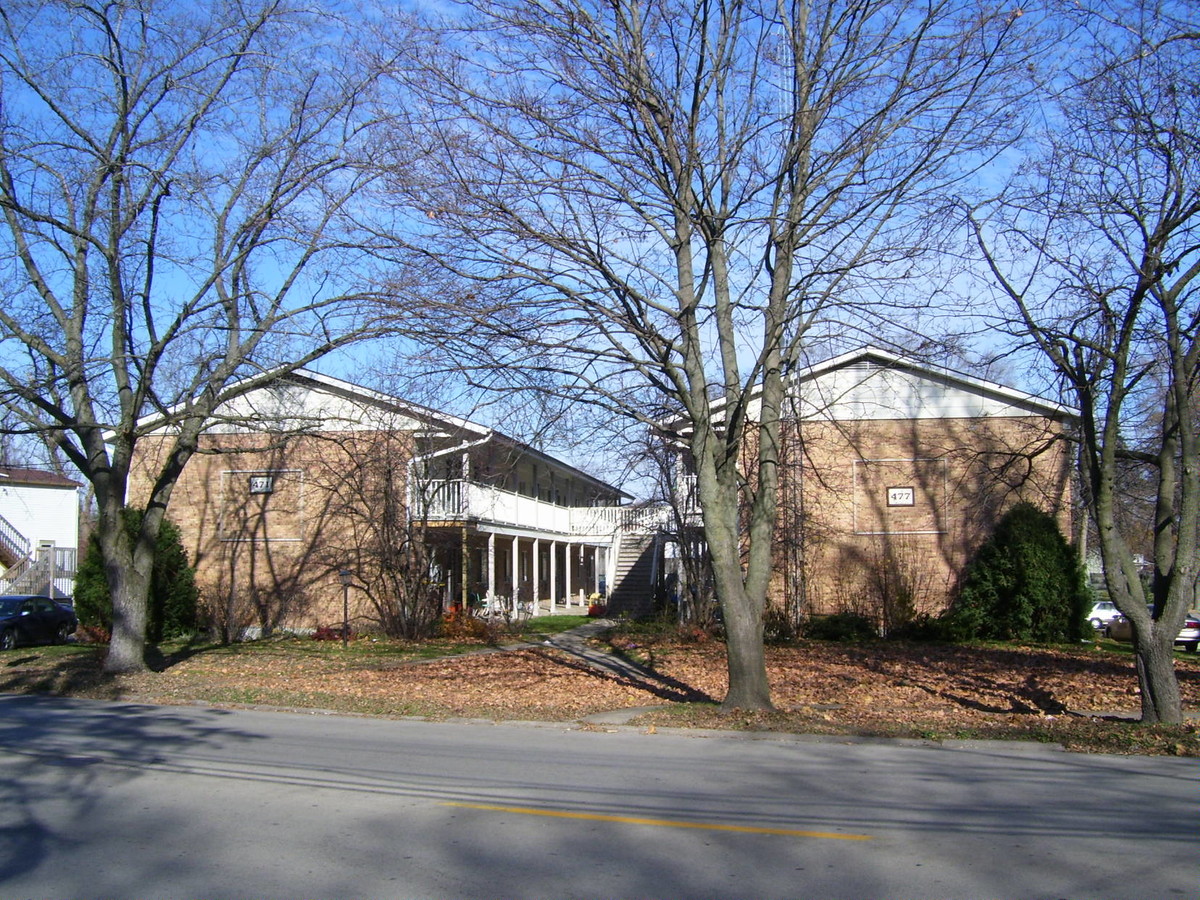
xmin=413 ymin=480 xmax=670 ymax=535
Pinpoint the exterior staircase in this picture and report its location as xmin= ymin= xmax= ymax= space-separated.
xmin=606 ymin=533 xmax=658 ymax=618
xmin=0 ymin=512 xmax=30 ymax=569
xmin=0 ymin=544 xmax=78 ymax=599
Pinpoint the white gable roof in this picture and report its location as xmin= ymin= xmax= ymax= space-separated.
xmin=790 ymin=347 xmax=1076 ymax=422
xmin=202 ymin=369 xmax=489 ymax=437
xmin=680 ymin=347 xmax=1076 ymax=432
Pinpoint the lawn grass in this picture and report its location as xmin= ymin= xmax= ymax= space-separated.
xmin=514 ymin=614 xmax=593 ymax=638
xmin=1 ymin=614 xmax=603 ymax=695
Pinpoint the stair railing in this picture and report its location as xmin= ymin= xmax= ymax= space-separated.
xmin=0 ymin=551 xmax=43 ymax=593
xmin=0 ymin=512 xmax=30 ymax=565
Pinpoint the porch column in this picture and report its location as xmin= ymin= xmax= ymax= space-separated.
xmin=549 ymin=541 xmax=558 ymax=611
xmin=511 ymin=535 xmax=520 ymax=613
xmin=487 ymin=531 xmax=496 ymax=602
xmin=565 ymin=543 xmax=573 ymax=608
xmin=532 ymin=539 xmax=541 ymax=612
xmin=607 ymin=538 xmax=618 ymax=599
xmin=593 ymin=546 xmax=601 ymax=595
xmin=460 ymin=527 xmax=469 ymax=609
xmin=579 ymin=544 xmax=586 ymax=606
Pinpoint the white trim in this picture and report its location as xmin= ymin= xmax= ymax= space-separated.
xmin=138 ymin=369 xmax=629 ymax=501
xmin=131 ymin=367 xmax=490 ymax=439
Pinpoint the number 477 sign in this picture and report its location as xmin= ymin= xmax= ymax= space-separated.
xmin=887 ymin=486 xmax=915 ymax=507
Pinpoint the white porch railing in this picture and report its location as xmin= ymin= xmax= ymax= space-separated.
xmin=417 ymin=480 xmax=574 ymax=532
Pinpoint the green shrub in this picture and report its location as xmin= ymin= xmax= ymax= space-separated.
xmin=73 ymin=543 xmax=111 ymax=633
xmin=804 ymin=611 xmax=878 ymax=642
xmin=945 ymin=502 xmax=1089 ymax=643
xmin=74 ymin=510 xmax=199 ymax=643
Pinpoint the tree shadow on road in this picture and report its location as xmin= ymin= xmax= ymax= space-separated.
xmin=0 ymin=694 xmax=260 ymax=888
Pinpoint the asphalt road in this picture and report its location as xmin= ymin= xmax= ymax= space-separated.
xmin=0 ymin=693 xmax=1191 ymax=899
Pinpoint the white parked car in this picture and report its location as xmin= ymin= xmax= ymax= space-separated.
xmin=1086 ymin=600 xmax=1122 ymax=632
xmin=1107 ymin=608 xmax=1200 ymax=653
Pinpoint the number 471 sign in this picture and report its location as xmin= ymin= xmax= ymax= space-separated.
xmin=887 ymin=486 xmax=915 ymax=507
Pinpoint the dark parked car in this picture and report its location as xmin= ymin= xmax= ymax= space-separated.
xmin=0 ymin=594 xmax=78 ymax=650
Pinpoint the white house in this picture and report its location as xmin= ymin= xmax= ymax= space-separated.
xmin=0 ymin=466 xmax=81 ymax=598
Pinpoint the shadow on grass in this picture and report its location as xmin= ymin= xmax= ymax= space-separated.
xmin=143 ymin=637 xmax=224 ymax=673
xmin=0 ymin=636 xmax=225 ymax=697
xmin=0 ymin=644 xmax=116 ymax=697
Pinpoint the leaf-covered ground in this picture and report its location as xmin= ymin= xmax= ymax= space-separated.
xmin=3 ymin=628 xmax=1197 ymax=755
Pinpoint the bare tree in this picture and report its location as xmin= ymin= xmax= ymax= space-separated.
xmin=309 ymin=427 xmax=444 ymax=640
xmin=384 ymin=0 xmax=1041 ymax=708
xmin=968 ymin=0 xmax=1200 ymax=723
xmin=0 ymin=0 xmax=396 ymax=672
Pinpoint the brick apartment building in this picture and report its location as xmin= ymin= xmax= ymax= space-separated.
xmin=131 ymin=370 xmax=637 ymax=637
xmin=132 ymin=348 xmax=1074 ymax=635
xmin=670 ymin=347 xmax=1076 ymax=620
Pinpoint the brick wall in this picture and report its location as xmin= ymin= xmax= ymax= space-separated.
xmin=772 ymin=415 xmax=1073 ymax=617
xmin=131 ymin=429 xmax=417 ymax=636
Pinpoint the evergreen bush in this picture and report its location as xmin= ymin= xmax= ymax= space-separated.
xmin=73 ymin=510 xmax=199 ymax=642
xmin=887 ymin=613 xmax=956 ymax=642
xmin=945 ymin=502 xmax=1089 ymax=643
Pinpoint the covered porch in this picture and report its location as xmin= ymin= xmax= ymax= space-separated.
xmin=427 ymin=525 xmax=614 ymax=617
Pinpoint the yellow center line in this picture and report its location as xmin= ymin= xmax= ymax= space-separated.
xmin=440 ymin=801 xmax=873 ymax=841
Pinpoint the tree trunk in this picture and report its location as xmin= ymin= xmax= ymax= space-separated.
xmin=698 ymin=449 xmax=774 ymax=711
xmin=719 ymin=579 xmax=772 ymax=710
xmin=1133 ymin=625 xmax=1184 ymax=725
xmin=94 ymin=497 xmax=159 ymax=675
xmin=102 ymin=545 xmax=150 ymax=674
